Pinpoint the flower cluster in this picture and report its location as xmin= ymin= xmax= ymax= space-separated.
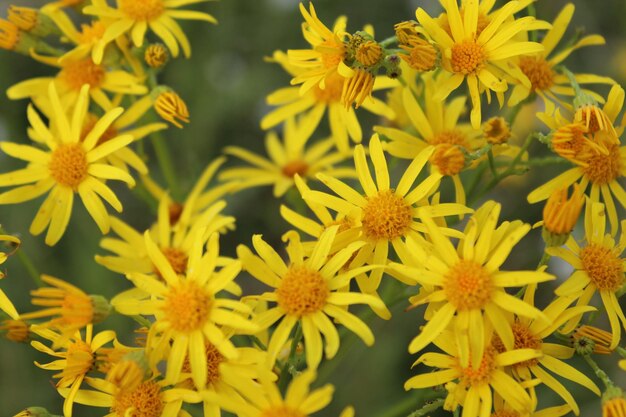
xmin=0 ymin=1 xmax=625 ymax=417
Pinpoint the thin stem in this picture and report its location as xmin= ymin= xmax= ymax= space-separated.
xmin=0 ymin=226 xmax=43 ymax=287
xmin=380 ymin=36 xmax=398 ymax=48
xmin=150 ymin=130 xmax=180 ymax=200
xmin=279 ymin=322 xmax=303 ymax=391
xmin=538 ymin=252 xmax=551 ymax=268
xmin=129 ymin=314 xmax=152 ymax=328
xmin=583 ymin=354 xmax=613 ymax=390
xmin=487 ymin=149 xmax=498 ymax=179
xmin=616 ymin=346 xmax=626 ymax=358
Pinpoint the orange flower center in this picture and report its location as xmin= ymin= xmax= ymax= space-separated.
xmin=582 ymin=143 xmax=622 ymax=185
xmin=580 ymin=243 xmax=624 ymax=291
xmin=432 ymin=129 xmax=469 ymax=147
xmin=356 ymin=40 xmax=383 ymax=67
xmin=282 ymin=160 xmax=309 ymax=178
xmin=111 ymin=380 xmax=164 ymax=417
xmin=450 ymin=40 xmax=486 ymax=75
xmin=61 ymin=340 xmax=94 ymax=382
xmin=182 ymin=342 xmax=224 ymax=388
xmin=260 ymin=406 xmax=305 ymax=417
xmin=277 ymin=265 xmax=329 ymax=316
xmin=518 ymin=56 xmax=554 ymax=91
xmin=493 ymin=322 xmax=542 ymax=367
xmin=313 ymin=71 xmax=344 ymax=103
xmin=444 ymin=260 xmax=493 ymax=310
xmin=319 ymin=39 xmax=345 ymax=69
xmin=483 ymin=117 xmax=511 ymax=145
xmin=119 ymin=0 xmax=165 ymax=21
xmin=59 ymin=58 xmax=105 ymax=91
xmin=162 ymin=280 xmax=212 ymax=333
xmin=78 ymin=21 xmax=106 ymax=44
xmin=160 ymin=247 xmax=189 ymax=275
xmin=49 ymin=144 xmax=89 ymax=189
xmin=361 ymin=190 xmax=412 ymax=241
xmin=458 ymin=346 xmax=497 ymax=386
xmin=430 ymin=143 xmax=466 ymax=176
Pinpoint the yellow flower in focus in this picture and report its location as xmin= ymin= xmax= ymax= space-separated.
xmin=548 ymin=201 xmax=626 ymax=349
xmin=153 ymin=89 xmax=190 ymax=128
xmin=111 ymin=232 xmax=258 ymax=388
xmin=405 ymin=330 xmax=541 ymax=417
xmin=262 ymin=51 xmax=396 ymax=153
xmin=489 ymin=286 xmax=600 ymax=415
xmin=220 ymin=117 xmax=354 ymax=197
xmin=84 ymin=0 xmax=217 ymax=63
xmin=29 ymin=324 xmax=116 ymax=417
xmin=0 ymin=84 xmax=137 ymax=245
xmin=20 ymin=275 xmax=111 ymax=337
xmin=303 ymin=135 xmax=470 ymax=307
xmin=287 ymin=3 xmax=347 ymax=93
xmin=390 ymin=201 xmax=553 ymax=369
xmin=528 ymin=84 xmax=626 ymax=235
xmin=238 ymin=226 xmax=386 ymax=368
xmin=508 ymin=3 xmax=612 ymax=110
xmin=416 ymin=0 xmax=549 ymax=128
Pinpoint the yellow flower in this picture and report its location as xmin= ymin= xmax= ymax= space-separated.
xmin=391 ymin=201 xmax=553 ymax=369
xmin=528 ymin=84 xmax=626 ymax=234
xmin=376 ymin=72 xmax=485 ymax=206
xmin=548 ymin=201 xmax=626 ymax=349
xmin=287 ymin=3 xmax=347 ymax=94
xmin=490 ymin=285 xmax=600 ymax=414
xmin=416 ymin=0 xmax=549 ymax=128
xmin=45 ymin=8 xmax=109 ymax=64
xmin=602 ymin=389 xmax=626 ymax=417
xmin=7 ymin=54 xmax=146 ymax=111
xmin=153 ymin=89 xmax=190 ymax=128
xmin=215 ymin=369 xmax=342 ymax=417
xmin=303 ymin=135 xmax=470 ymax=308
xmin=0 ymin=234 xmax=20 ymax=319
xmin=64 ymin=376 xmax=201 ymax=416
xmin=29 ymin=324 xmax=116 ymax=417
xmin=238 ymin=226 xmax=385 ymax=368
xmin=96 ymin=187 xmax=234 ymax=279
xmin=0 ymin=319 xmax=30 ymax=342
xmin=573 ymin=325 xmax=614 ymax=354
xmin=0 ymin=84 xmax=137 ymax=245
xmin=262 ymin=51 xmax=396 ymax=153
xmin=508 ymin=3 xmax=612 ymax=110
xmin=220 ymin=117 xmax=354 ymax=197
xmin=20 ymin=275 xmax=111 ymax=337
xmin=405 ymin=329 xmax=541 ymax=417
xmin=111 ymin=232 xmax=258 ymax=388
xmin=84 ymin=0 xmax=217 ymax=63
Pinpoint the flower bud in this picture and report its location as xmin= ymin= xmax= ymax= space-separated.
xmin=541 ymin=185 xmax=584 ymax=247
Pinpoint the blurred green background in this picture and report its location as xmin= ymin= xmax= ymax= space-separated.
xmin=1 ymin=0 xmax=626 ymax=415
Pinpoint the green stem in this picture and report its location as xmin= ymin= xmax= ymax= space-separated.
xmin=538 ymin=252 xmax=551 ymax=268
xmin=0 ymin=226 xmax=43 ymax=288
xmin=465 ymin=163 xmax=488 ymax=202
xmin=129 ymin=314 xmax=152 ymax=328
xmin=616 ymin=346 xmax=626 ymax=359
xmin=487 ymin=149 xmax=498 ymax=179
xmin=521 ymin=157 xmax=571 ymax=167
xmin=379 ymin=36 xmax=398 ymax=48
xmin=150 ymin=130 xmax=180 ymax=200
xmin=583 ymin=354 xmax=613 ymax=390
xmin=279 ymin=323 xmax=303 ymax=391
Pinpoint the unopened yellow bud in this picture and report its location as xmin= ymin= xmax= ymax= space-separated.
xmin=106 ymin=351 xmax=149 ymax=392
xmin=0 ymin=19 xmax=20 ymax=51
xmin=573 ymin=325 xmax=613 ymax=354
xmin=394 ymin=21 xmax=419 ymax=45
xmin=145 ymin=43 xmax=169 ymax=68
xmin=399 ymin=38 xmax=438 ymax=72
xmin=8 ymin=6 xmax=60 ymax=37
xmin=0 ymin=319 xmax=30 ymax=343
xmin=602 ymin=387 xmax=626 ymax=417
xmin=356 ymin=40 xmax=383 ymax=67
xmin=542 ymin=184 xmax=584 ymax=246
xmin=153 ymin=88 xmax=190 ymax=128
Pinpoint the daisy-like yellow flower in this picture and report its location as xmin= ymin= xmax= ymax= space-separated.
xmin=303 ymin=135 xmax=471 ymax=302
xmin=220 ymin=117 xmax=354 ymax=197
xmin=416 ymin=0 xmax=549 ymax=128
xmin=238 ymin=226 xmax=385 ymax=368
xmin=0 ymin=84 xmax=136 ymax=245
xmin=508 ymin=3 xmax=612 ymax=110
xmin=112 ymin=232 xmax=258 ymax=389
xmin=0 ymin=234 xmax=20 ymax=319
xmin=262 ymin=51 xmax=396 ymax=153
xmin=405 ymin=329 xmax=541 ymax=417
xmin=84 ymin=0 xmax=217 ymax=63
xmin=528 ymin=84 xmax=626 ymax=234
xmin=7 ymin=53 xmax=146 ymax=110
xmin=215 ymin=369 xmax=349 ymax=417
xmin=30 ymin=324 xmax=116 ymax=417
xmin=65 ymin=375 xmax=201 ymax=417
xmin=287 ymin=3 xmax=347 ymax=94
xmin=489 ymin=285 xmax=600 ymax=415
xmin=376 ymin=73 xmax=485 ymax=206
xmin=97 ymin=188 xmax=234 ymax=279
xmin=548 ymin=201 xmax=626 ymax=349
xmin=20 ymin=275 xmax=111 ymax=337
xmin=45 ymin=8 xmax=108 ymax=64
xmin=391 ymin=201 xmax=553 ymax=369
